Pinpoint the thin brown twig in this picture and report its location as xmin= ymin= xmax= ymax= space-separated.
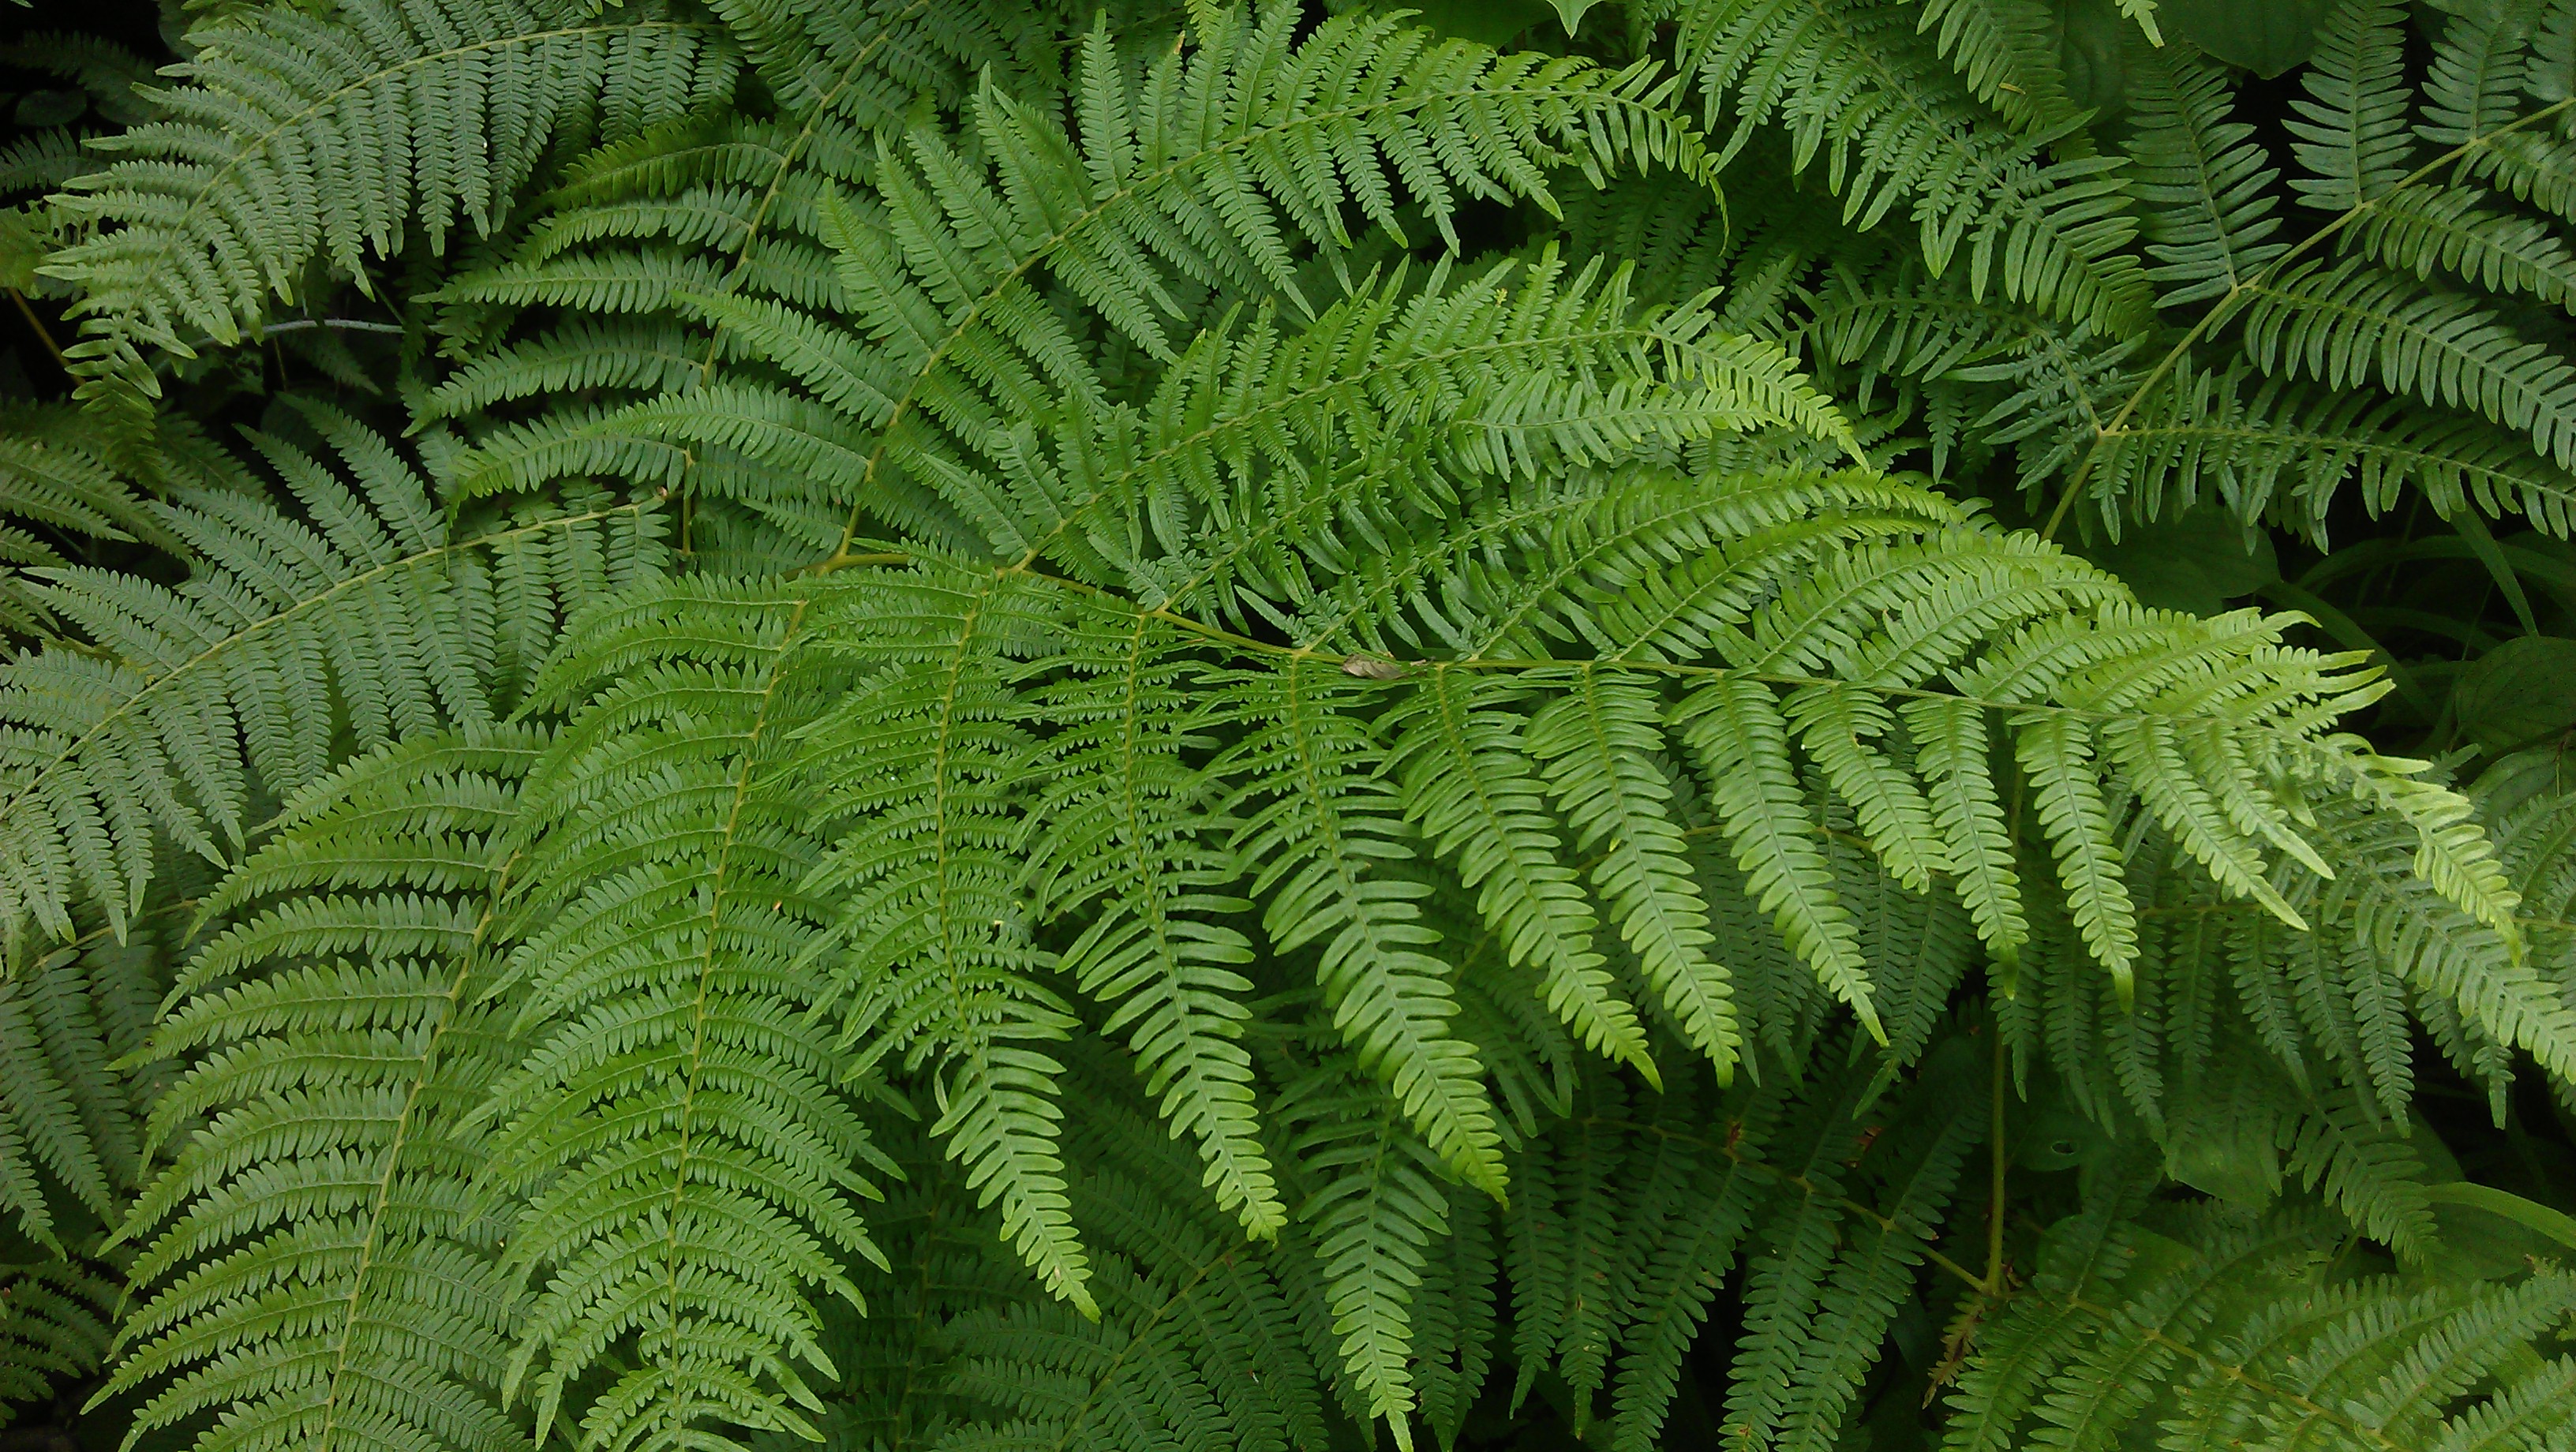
xmin=8 ymin=288 xmax=67 ymax=372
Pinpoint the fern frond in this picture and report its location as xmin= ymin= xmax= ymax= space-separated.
xmin=1914 ymin=0 xmax=2075 ymax=132
xmin=1279 ymin=1065 xmax=1452 ymax=1450
xmin=1526 ymin=668 xmax=1744 ymax=1075
xmin=0 ymin=405 xmax=666 ymax=956
xmin=2353 ymin=185 xmax=2576 ymax=308
xmin=0 ymin=1259 xmax=114 ymax=1416
xmin=1023 ymin=604 xmax=1282 ymax=1239
xmin=0 ymin=133 xmax=94 ymax=199
xmin=1387 ymin=666 xmax=1657 ymax=1085
xmin=102 ymin=728 xmax=545 ymax=1452
xmin=1503 ymin=1075 xmax=1619 ymax=1416
xmin=43 ymin=0 xmax=737 ymax=360
xmin=1902 ymin=695 xmax=2029 ymax=975
xmin=2126 ymin=47 xmax=2287 ymax=309
xmin=1716 ymin=1065 xmax=1870 ymax=1450
xmin=1601 ymin=1091 xmax=1774 ymax=1452
xmin=0 ymin=402 xmax=167 ymax=640
xmin=2420 ymin=0 xmax=2552 ymax=152
xmin=799 ymin=567 xmax=1087 ymax=1327
xmin=485 ymin=576 xmax=889 ymax=1452
xmin=1676 ymin=673 xmax=1881 ymax=1038
xmin=2089 ymin=361 xmax=2576 ymax=537
xmin=1671 ymin=0 xmax=2152 ymax=334
xmin=2288 ymin=0 xmax=2416 ymax=213
xmin=2241 ymin=258 xmax=2576 ymax=472
xmin=0 ymin=32 xmax=157 ymax=128
xmin=1222 ymin=657 xmax=1507 ymax=1201
xmin=18 ymin=6 xmax=2576 ymax=1452
xmin=919 ymin=1061 xmax=1331 ymax=1452
xmin=1410 ymin=1190 xmax=1497 ymax=1451
xmin=444 ymin=0 xmax=1726 ymax=541
xmin=1754 ymin=1037 xmax=1985 ymax=1452
xmin=0 ymin=922 xmax=166 ymax=1248
xmin=1953 ymin=1203 xmax=2576 ymax=1452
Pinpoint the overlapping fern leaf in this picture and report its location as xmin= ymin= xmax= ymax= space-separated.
xmin=475 ymin=577 xmax=889 ymax=1452
xmin=0 ymin=402 xmax=166 ymax=640
xmin=1608 ymin=0 xmax=2576 ymax=548
xmin=0 ymin=906 xmax=175 ymax=1251
xmin=749 ymin=303 xmax=2533 ymax=1450
xmin=40 ymin=0 xmax=738 ymax=387
xmin=1947 ymin=1190 xmax=2576 ymax=1452
xmin=0 ymin=402 xmax=668 ymax=958
xmin=1655 ymin=0 xmax=2153 ymax=335
xmin=0 ymin=1257 xmax=116 ymax=1419
xmin=102 ymin=728 xmax=542 ymax=1452
xmin=391 ymin=9 xmax=2552 ymax=1426
xmin=431 ymin=1 xmax=1729 ymax=537
xmin=10 ymin=0 xmax=2576 ymax=1449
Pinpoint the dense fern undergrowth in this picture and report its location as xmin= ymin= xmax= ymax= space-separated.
xmin=2 ymin=0 xmax=2576 ymax=1448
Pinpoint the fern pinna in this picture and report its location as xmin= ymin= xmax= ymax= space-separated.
xmin=2 ymin=0 xmax=2576 ymax=1450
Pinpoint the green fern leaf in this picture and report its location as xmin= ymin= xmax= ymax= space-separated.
xmin=1388 ymin=665 xmax=1658 ymax=1086
xmin=43 ymin=0 xmax=736 ymax=359
xmin=101 ymin=728 xmax=545 ymax=1452
xmin=1224 ymin=657 xmax=1507 ymax=1201
xmin=0 ymin=405 xmax=665 ymax=956
xmin=1676 ymin=674 xmax=1881 ymax=1038
xmin=1527 ymin=668 xmax=1745 ymax=1074
xmin=2287 ymin=0 xmax=2414 ymax=213
xmin=2126 ymin=47 xmax=2287 ymax=309
xmin=1025 ymin=606 xmax=1282 ymax=1238
xmin=1671 ymin=0 xmax=2153 ymax=334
